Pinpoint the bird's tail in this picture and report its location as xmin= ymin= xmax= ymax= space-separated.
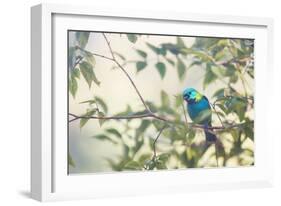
xmin=204 ymin=130 xmax=217 ymax=142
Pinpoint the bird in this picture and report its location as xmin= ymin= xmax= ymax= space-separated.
xmin=182 ymin=88 xmax=217 ymax=142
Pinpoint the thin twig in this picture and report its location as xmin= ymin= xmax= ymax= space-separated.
xmin=102 ymin=33 xmax=115 ymax=60
xmin=210 ymin=103 xmax=224 ymax=128
xmin=102 ymin=33 xmax=152 ymax=113
xmin=152 ymin=125 xmax=167 ymax=160
xmin=75 ymin=46 xmax=114 ymax=61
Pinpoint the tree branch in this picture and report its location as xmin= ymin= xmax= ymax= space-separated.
xmin=75 ymin=45 xmax=114 ymax=61
xmin=102 ymin=33 xmax=115 ymax=60
xmin=68 ymin=112 xmax=153 ymax=123
xmin=68 ymin=112 xmax=243 ymax=132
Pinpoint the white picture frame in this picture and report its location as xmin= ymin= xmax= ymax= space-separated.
xmin=31 ymin=3 xmax=274 ymax=202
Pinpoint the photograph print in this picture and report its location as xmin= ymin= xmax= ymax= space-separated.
xmin=68 ymin=31 xmax=254 ymax=174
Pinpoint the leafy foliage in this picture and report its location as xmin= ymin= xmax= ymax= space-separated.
xmin=68 ymin=32 xmax=99 ymax=97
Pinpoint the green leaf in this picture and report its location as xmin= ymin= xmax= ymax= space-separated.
xmin=243 ymin=119 xmax=254 ymax=141
xmin=158 ymin=47 xmax=167 ymax=56
xmin=114 ymin=52 xmax=126 ymax=61
xmin=212 ymin=88 xmax=225 ymax=98
xmin=155 ymin=162 xmax=167 ymax=169
xmin=136 ymin=120 xmax=151 ymax=137
xmin=68 ymin=46 xmax=76 ymax=71
xmin=69 ymin=75 xmax=78 ymax=98
xmin=234 ymin=100 xmax=247 ymax=121
xmin=188 ymin=60 xmax=202 ymax=69
xmin=176 ymin=37 xmax=186 ymax=48
xmin=76 ymin=32 xmax=90 ymax=48
xmin=155 ymin=62 xmax=166 ymax=79
xmin=126 ymin=34 xmax=138 ymax=43
xmin=161 ymin=90 xmax=170 ymax=107
xmin=68 ymin=154 xmax=75 ymax=168
xmin=133 ymin=137 xmax=144 ymax=155
xmin=95 ymin=96 xmax=108 ymax=113
xmin=181 ymin=48 xmax=214 ymax=62
xmin=187 ymin=130 xmax=196 ymax=142
xmin=225 ymin=64 xmax=237 ymax=76
xmin=124 ymin=161 xmax=142 ymax=170
xmin=145 ymin=101 xmax=158 ymax=113
xmin=229 ymin=73 xmax=239 ymax=83
xmin=192 ymin=38 xmax=220 ymax=51
xmin=91 ymin=73 xmax=101 ymax=86
xmin=106 ymin=128 xmax=122 ymax=138
xmin=152 ymin=120 xmax=165 ymax=130
xmin=224 ymin=97 xmax=247 ymax=121
xmin=114 ymin=105 xmax=133 ymax=117
xmin=174 ymin=94 xmax=184 ymax=108
xmin=154 ymin=153 xmax=170 ymax=169
xmin=80 ymin=61 xmax=100 ymax=88
xmin=80 ymin=108 xmax=98 ymax=128
xmin=92 ymin=134 xmax=108 ymax=140
xmin=146 ymin=42 xmax=160 ymax=54
xmin=165 ymin=57 xmax=175 ymax=66
xmin=157 ymin=153 xmax=170 ymax=162
xmin=136 ymin=49 xmax=147 ymax=58
xmin=92 ymin=134 xmax=117 ymax=144
xmin=161 ymin=43 xmax=181 ymax=55
xmin=203 ymin=64 xmax=217 ymax=89
xmin=84 ymin=51 xmax=96 ymax=66
xmin=177 ymin=57 xmax=186 ymax=80
xmin=211 ymin=66 xmax=226 ymax=77
xmin=72 ymin=68 xmax=80 ymax=78
xmin=79 ymin=99 xmax=96 ymax=105
xmin=130 ymin=110 xmax=150 ymax=116
xmin=98 ymin=111 xmax=106 ymax=127
xmin=138 ymin=154 xmax=152 ymax=165
xmin=145 ymin=159 xmax=156 ymax=170
xmin=214 ymin=47 xmax=228 ymax=61
xmin=136 ymin=61 xmax=147 ymax=72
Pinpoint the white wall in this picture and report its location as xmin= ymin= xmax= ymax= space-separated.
xmin=0 ymin=0 xmax=280 ymax=205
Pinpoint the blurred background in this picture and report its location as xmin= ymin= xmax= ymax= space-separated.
xmin=68 ymin=31 xmax=254 ymax=174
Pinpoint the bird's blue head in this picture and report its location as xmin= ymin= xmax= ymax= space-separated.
xmin=183 ymin=88 xmax=202 ymax=103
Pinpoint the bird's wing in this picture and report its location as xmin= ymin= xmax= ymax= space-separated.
xmin=202 ymin=96 xmax=211 ymax=109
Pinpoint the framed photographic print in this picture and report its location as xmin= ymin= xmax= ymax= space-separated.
xmin=31 ymin=3 xmax=274 ymax=201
